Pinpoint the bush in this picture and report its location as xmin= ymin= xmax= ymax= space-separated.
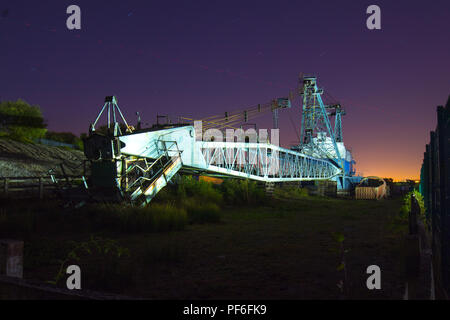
xmin=152 ymin=176 xmax=223 ymax=223
xmin=273 ymin=186 xmax=309 ymax=200
xmin=0 ymin=99 xmax=46 ymax=142
xmin=221 ymin=178 xmax=265 ymax=205
xmin=400 ymin=189 xmax=425 ymax=219
xmin=177 ymin=176 xmax=223 ymax=205
xmin=390 ymin=189 xmax=426 ymax=234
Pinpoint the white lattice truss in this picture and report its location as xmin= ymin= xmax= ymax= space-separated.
xmin=196 ymin=142 xmax=341 ymax=182
xmin=118 ymin=126 xmax=343 ymax=193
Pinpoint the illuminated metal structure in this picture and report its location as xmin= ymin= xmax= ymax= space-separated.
xmin=296 ymin=76 xmax=355 ymax=190
xmin=83 ymin=76 xmax=356 ymax=206
xmin=334 ymin=105 xmax=344 ymax=143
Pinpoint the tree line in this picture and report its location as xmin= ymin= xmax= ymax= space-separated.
xmin=0 ymin=99 xmax=85 ymax=149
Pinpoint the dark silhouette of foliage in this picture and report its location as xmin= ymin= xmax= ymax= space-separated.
xmin=0 ymin=99 xmax=46 ymax=142
xmin=45 ymin=131 xmax=84 ymax=149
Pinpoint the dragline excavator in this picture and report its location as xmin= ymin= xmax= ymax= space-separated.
xmin=82 ymin=76 xmax=358 ymax=206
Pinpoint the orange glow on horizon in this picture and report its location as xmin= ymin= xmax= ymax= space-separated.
xmin=355 ymin=172 xmax=420 ymax=182
xmin=351 ymin=151 xmax=422 ymax=183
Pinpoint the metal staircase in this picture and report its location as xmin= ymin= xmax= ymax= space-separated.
xmin=124 ymin=141 xmax=183 ymax=206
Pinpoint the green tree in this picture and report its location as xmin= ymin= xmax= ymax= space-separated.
xmin=0 ymin=99 xmax=47 ymax=142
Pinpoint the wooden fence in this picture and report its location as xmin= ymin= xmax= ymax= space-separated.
xmin=419 ymin=96 xmax=450 ymax=299
xmin=1 ymin=175 xmax=85 ymax=199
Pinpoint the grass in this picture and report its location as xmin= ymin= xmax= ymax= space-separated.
xmin=182 ymin=199 xmax=221 ymax=224
xmin=142 ymin=238 xmax=185 ymax=265
xmin=49 ymin=236 xmax=133 ymax=293
xmin=153 ymin=175 xmax=267 ymax=224
xmin=87 ymin=203 xmax=188 ymax=233
xmin=116 ymin=196 xmax=407 ymax=299
xmin=0 ymin=179 xmax=409 ymax=299
xmin=0 ymin=198 xmax=188 ymax=237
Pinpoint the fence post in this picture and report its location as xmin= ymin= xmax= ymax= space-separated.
xmin=405 ymin=194 xmax=421 ymax=299
xmin=0 ymin=240 xmax=24 ymax=279
xmin=39 ymin=177 xmax=44 ymax=200
xmin=3 ymin=178 xmax=8 ymax=195
xmin=409 ymin=194 xmax=419 ymax=235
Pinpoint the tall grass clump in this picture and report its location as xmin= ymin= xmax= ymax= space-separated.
xmin=90 ymin=203 xmax=187 ymax=233
xmin=182 ymin=198 xmax=221 ymax=224
xmin=220 ymin=179 xmax=265 ymax=205
xmin=177 ymin=175 xmax=223 ymax=204
xmin=156 ymin=176 xmax=224 ymax=223
xmin=163 ymin=176 xmax=223 ymax=223
xmin=273 ymin=186 xmax=309 ymax=200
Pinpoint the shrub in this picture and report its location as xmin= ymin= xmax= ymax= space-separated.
xmin=273 ymin=186 xmax=309 ymax=200
xmin=221 ymin=179 xmax=265 ymax=205
xmin=400 ymin=189 xmax=425 ymax=219
xmin=178 ymin=175 xmax=223 ymax=204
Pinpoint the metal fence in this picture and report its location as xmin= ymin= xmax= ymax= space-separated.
xmin=419 ymin=96 xmax=450 ymax=298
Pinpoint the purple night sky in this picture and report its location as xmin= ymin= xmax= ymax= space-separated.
xmin=1 ymin=0 xmax=449 ymax=180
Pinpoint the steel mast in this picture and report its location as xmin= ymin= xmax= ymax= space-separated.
xmin=298 ymin=76 xmax=342 ymax=163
